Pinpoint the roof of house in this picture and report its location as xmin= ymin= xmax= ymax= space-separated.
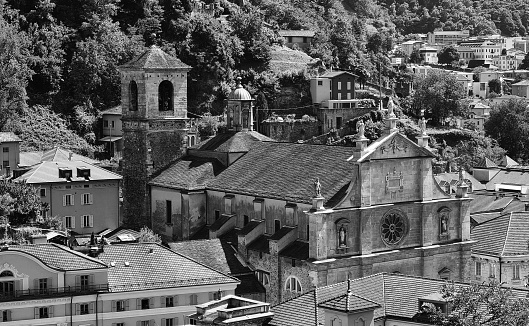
xmin=318 ymin=289 xmax=381 ymax=313
xmin=120 ymin=45 xmax=191 ymax=70
xmin=512 ymin=80 xmax=529 ymax=86
xmin=19 ymin=148 xmax=99 ymax=167
xmin=207 ymin=142 xmax=354 ymax=205
xmin=278 ymin=30 xmax=315 ymax=38
xmin=0 ymin=132 xmax=21 ymax=142
xmin=97 ymin=243 xmax=239 ymax=292
xmin=435 ymin=171 xmax=486 ymax=192
xmin=101 ymin=106 xmax=122 ymax=115
xmin=270 ymin=273 xmax=529 ymax=326
xmin=498 ymin=155 xmax=519 ymax=167
xmin=485 ymin=169 xmax=529 ymax=190
xmin=104 ymin=228 xmax=141 ymax=243
xmin=149 ymin=157 xmax=222 ymax=190
xmin=5 ymin=244 xmax=107 ymax=271
xmin=195 ymin=131 xmax=272 ymax=153
xmin=319 ymin=71 xmax=358 ymax=79
xmin=472 ymin=212 xmax=529 ymax=256
xmin=14 ymin=160 xmax=122 ymax=184
xmin=474 ymin=157 xmax=498 ymax=168
xmin=469 ymin=193 xmax=513 ymax=214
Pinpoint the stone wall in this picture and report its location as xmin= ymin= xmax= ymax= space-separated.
xmin=261 ymin=120 xmax=321 ymax=143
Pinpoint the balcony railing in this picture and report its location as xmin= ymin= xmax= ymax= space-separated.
xmin=0 ymin=284 xmax=109 ymax=302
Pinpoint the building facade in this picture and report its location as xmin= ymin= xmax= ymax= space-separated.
xmin=0 ymin=132 xmax=21 ymax=177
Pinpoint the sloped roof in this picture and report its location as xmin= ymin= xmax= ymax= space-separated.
xmin=474 ymin=157 xmax=498 ymax=168
xmin=319 ymin=71 xmax=358 ymax=78
xmin=319 ymin=289 xmax=381 ymax=312
xmin=14 ymin=160 xmax=122 ymax=184
xmin=149 ymin=157 xmax=222 ymax=190
xmin=19 ymin=148 xmax=99 ymax=167
xmin=486 ymin=169 xmax=529 ymax=190
xmin=207 ymin=142 xmax=354 ymax=205
xmin=0 ymin=132 xmax=21 ymax=142
xmin=6 ymin=244 xmax=107 ymax=271
xmin=120 ymin=45 xmax=191 ymax=70
xmin=498 ymin=155 xmax=519 ymax=167
xmin=472 ymin=212 xmax=529 ymax=256
xmin=97 ymin=243 xmax=239 ymax=292
xmin=278 ymin=30 xmax=315 ymax=37
xmin=104 ymin=228 xmax=141 ymax=243
xmin=196 ymin=131 xmax=272 ymax=153
xmin=101 ymin=106 xmax=122 ymax=115
xmin=469 ymin=193 xmax=513 ymax=214
xmin=512 ymin=80 xmax=529 ymax=86
xmin=435 ymin=171 xmax=486 ymax=191
xmin=269 ymin=290 xmax=318 ymax=326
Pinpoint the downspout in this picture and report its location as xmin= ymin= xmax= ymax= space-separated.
xmin=70 ymin=294 xmax=73 ymax=326
xmin=96 ymin=292 xmax=100 ymax=326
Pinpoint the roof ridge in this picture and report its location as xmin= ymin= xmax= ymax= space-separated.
xmin=51 ymin=243 xmax=108 ymax=268
xmin=381 ymin=273 xmax=387 ymax=317
xmin=502 ymin=212 xmax=516 ymax=256
xmin=270 ymin=289 xmax=316 ymax=308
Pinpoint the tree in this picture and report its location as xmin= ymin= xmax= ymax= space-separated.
xmin=488 ymin=79 xmax=502 ymax=95
xmin=519 ymin=52 xmax=529 ymax=69
xmin=422 ymin=281 xmax=529 ymax=325
xmin=0 ymin=180 xmax=44 ymax=226
xmin=138 ymin=226 xmax=162 ymax=243
xmin=409 ymin=48 xmax=422 ymax=64
xmin=484 ymin=98 xmax=529 ymax=162
xmin=412 ymin=71 xmax=467 ymax=125
xmin=438 ymin=46 xmax=460 ymax=65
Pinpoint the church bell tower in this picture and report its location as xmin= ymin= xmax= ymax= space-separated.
xmin=119 ymin=46 xmax=191 ymax=228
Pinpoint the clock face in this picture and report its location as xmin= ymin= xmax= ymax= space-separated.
xmin=381 ymin=210 xmax=407 ymax=245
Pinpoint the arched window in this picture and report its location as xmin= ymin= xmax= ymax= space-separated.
xmin=129 ymin=81 xmax=138 ymax=111
xmin=158 ymin=80 xmax=173 ymax=111
xmin=0 ymin=271 xmax=13 ymax=277
xmin=284 ymin=276 xmax=302 ymax=293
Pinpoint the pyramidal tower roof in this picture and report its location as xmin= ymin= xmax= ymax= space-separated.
xmin=120 ymin=45 xmax=191 ymax=70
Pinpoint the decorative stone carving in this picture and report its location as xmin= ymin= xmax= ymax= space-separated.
xmin=380 ymin=137 xmax=408 ymax=154
xmin=380 ymin=210 xmax=407 ymax=245
xmin=1 ymin=263 xmax=28 ymax=278
xmin=385 ymin=168 xmax=404 ymax=194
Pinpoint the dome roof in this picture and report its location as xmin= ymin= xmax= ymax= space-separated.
xmin=228 ymin=78 xmax=252 ymax=101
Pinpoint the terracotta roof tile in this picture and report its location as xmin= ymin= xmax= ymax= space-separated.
xmin=149 ymin=157 xmax=222 ymax=190
xmin=278 ymin=30 xmax=315 ymax=37
xmin=486 ymin=169 xmax=529 ymax=190
xmin=319 ymin=291 xmax=380 ymax=312
xmin=269 ymin=291 xmax=317 ymax=326
xmin=14 ymin=160 xmax=121 ymax=184
xmin=469 ymin=193 xmax=513 ymax=214
xmin=97 ymin=243 xmax=239 ymax=292
xmin=207 ymin=142 xmax=353 ymax=205
xmin=472 ymin=212 xmax=529 ymax=256
xmin=8 ymin=244 xmax=107 ymax=271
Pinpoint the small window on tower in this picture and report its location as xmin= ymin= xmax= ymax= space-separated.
xmin=129 ymin=81 xmax=138 ymax=111
xmin=159 ymin=81 xmax=174 ymax=111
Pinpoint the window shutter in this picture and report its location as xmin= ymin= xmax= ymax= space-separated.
xmin=89 ymin=302 xmax=94 ymax=314
xmin=137 ymin=321 xmax=141 ymax=326
xmin=63 ymin=195 xmax=66 ymax=206
xmin=63 ymin=216 xmax=67 ymax=228
xmin=209 ymin=292 xmax=213 ymax=301
xmin=149 ymin=319 xmax=155 ymax=326
xmin=34 ymin=278 xmax=39 ymax=292
xmin=174 ymin=295 xmax=179 ymax=306
xmin=161 ymin=319 xmax=166 ymax=325
xmin=149 ymin=297 xmax=154 ymax=309
xmin=75 ymin=304 xmax=80 ymax=315
xmin=174 ymin=317 xmax=179 ymax=325
xmin=34 ymin=307 xmax=39 ymax=319
xmin=75 ymin=275 xmax=80 ymax=288
xmin=161 ymin=296 xmax=166 ymax=308
xmin=71 ymin=216 xmax=76 ymax=229
xmin=111 ymin=300 xmax=116 ymax=312
xmin=6 ymin=310 xmax=11 ymax=321
xmin=136 ymin=298 xmax=141 ymax=310
xmin=89 ymin=215 xmax=94 ymax=227
xmin=90 ymin=194 xmax=93 ymax=204
xmin=89 ymin=274 xmax=95 ymax=285
xmin=81 ymin=195 xmax=85 ymax=205
xmin=48 ymin=306 xmax=53 ymax=318
xmin=72 ymin=195 xmax=74 ymax=205
xmin=48 ymin=277 xmax=53 ymax=289
xmin=125 ymin=299 xmax=130 ymax=311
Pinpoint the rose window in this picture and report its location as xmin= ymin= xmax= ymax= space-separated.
xmin=381 ymin=212 xmax=406 ymax=245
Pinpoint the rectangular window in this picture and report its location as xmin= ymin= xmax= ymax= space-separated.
xmin=475 ymin=261 xmax=482 ymax=276
xmin=243 ymin=215 xmax=249 ymax=226
xmin=39 ymin=307 xmax=49 ymax=318
xmin=81 ymin=215 xmax=93 ymax=228
xmin=337 ymin=82 xmax=342 ymax=90
xmin=81 ymin=193 xmax=93 ymax=205
xmin=513 ymin=265 xmax=520 ymax=280
xmin=64 ymin=216 xmax=74 ymax=229
xmin=215 ymin=210 xmax=220 ymax=220
xmin=80 ymin=303 xmax=89 ymax=315
xmin=103 ymin=120 xmax=109 ymax=128
xmin=274 ymin=219 xmax=281 ymax=233
xmin=111 ymin=120 xmax=115 ymax=128
xmin=256 ymin=270 xmax=270 ymax=286
xmin=116 ymin=323 xmax=124 ymax=326
xmin=347 ymin=93 xmax=351 ymax=100
xmin=141 ymin=321 xmax=150 ymax=326
xmin=116 ymin=300 xmax=126 ymax=312
xmin=1 ymin=310 xmax=10 ymax=322
xmin=2 ymin=148 xmax=8 ymax=153
xmin=190 ymin=319 xmax=197 ymax=325
xmin=165 ymin=296 xmax=174 ymax=307
xmin=141 ymin=298 xmax=150 ymax=309
xmin=337 ymin=92 xmax=342 ymax=100
xmin=317 ymin=80 xmax=323 ymax=86
xmin=490 ymin=263 xmax=496 ymax=278
xmin=166 ymin=200 xmax=172 ymax=224
xmin=40 ymin=188 xmax=46 ymax=197
xmin=63 ymin=194 xmax=74 ymax=206
xmin=39 ymin=278 xmax=48 ymax=293
xmin=165 ymin=319 xmax=174 ymax=326
xmin=190 ymin=294 xmax=198 ymax=305
xmin=336 ymin=117 xmax=342 ymax=129
xmin=347 ymin=81 xmax=351 ymax=90
xmin=80 ymin=275 xmax=90 ymax=291
xmin=2 ymin=161 xmax=8 ymax=168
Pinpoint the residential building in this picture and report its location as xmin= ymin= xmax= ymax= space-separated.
xmin=435 ymin=170 xmax=485 ymax=195
xmin=471 ymin=211 xmax=529 ymax=288
xmin=13 ymin=160 xmax=122 ymax=233
xmin=399 ymin=40 xmax=426 ymax=56
xmin=492 ymin=54 xmax=522 ymax=71
xmin=474 ymin=41 xmax=504 ymax=60
xmin=460 ymin=101 xmax=491 ymax=131
xmin=418 ymin=46 xmax=438 ymax=64
xmin=427 ymin=30 xmax=469 ymax=45
xmin=488 ymin=94 xmax=529 ymax=105
xmin=277 ymin=30 xmax=315 ymax=49
xmin=456 ymin=46 xmax=475 ymax=61
xmin=0 ymin=242 xmax=239 ymax=326
xmin=511 ymin=79 xmax=529 ymax=98
xmin=100 ymin=106 xmax=123 ymax=158
xmin=0 ymin=132 xmax=21 ymax=177
xmin=18 ymin=147 xmax=99 ymax=168
xmin=514 ymin=38 xmax=529 ymax=53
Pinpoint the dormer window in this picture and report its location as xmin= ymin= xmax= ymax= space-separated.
xmin=77 ymin=167 xmax=91 ymax=180
xmin=58 ymin=168 xmax=72 ymax=181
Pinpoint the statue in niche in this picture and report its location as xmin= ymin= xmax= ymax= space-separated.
xmin=338 ymin=225 xmax=346 ymax=247
xmin=440 ymin=212 xmax=449 ymax=235
xmin=314 ymin=177 xmax=322 ymax=197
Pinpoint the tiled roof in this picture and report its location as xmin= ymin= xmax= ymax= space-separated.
xmin=472 ymin=212 xmax=529 ymax=256
xmin=14 ymin=160 xmax=122 ymax=184
xmin=97 ymin=243 xmax=239 ymax=292
xmin=7 ymin=244 xmax=107 ymax=271
xmin=233 ymin=274 xmax=266 ymax=296
xmin=195 ymin=131 xmax=272 ymax=153
xmin=120 ymin=45 xmax=191 ymax=70
xmin=0 ymin=132 xmax=21 ymax=142
xmin=319 ymin=290 xmax=380 ymax=312
xmin=486 ymin=169 xmax=529 ymax=190
xmin=279 ymin=241 xmax=309 ymax=260
xmin=469 ymin=193 xmax=513 ymax=214
xmin=498 ymin=155 xmax=519 ymax=167
xmin=149 ymin=157 xmax=222 ymax=190
xmin=104 ymin=228 xmax=141 ymax=243
xmin=20 ymin=148 xmax=100 ymax=168
xmin=209 ymin=214 xmax=233 ymax=232
xmin=319 ymin=71 xmax=358 ymax=78
xmin=169 ymin=238 xmax=251 ymax=275
xmin=278 ymin=30 xmax=315 ymax=37
xmin=269 ymin=291 xmax=318 ymax=326
xmin=247 ymin=235 xmax=270 ymax=253
xmin=471 ymin=212 xmax=502 ymax=225
xmin=101 ymin=105 xmax=122 ymax=115
xmin=207 ymin=142 xmax=354 ymax=205
xmin=434 ymin=171 xmax=486 ymax=191
xmin=270 ymin=226 xmax=295 ymax=241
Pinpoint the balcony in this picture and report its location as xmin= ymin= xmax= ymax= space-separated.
xmin=0 ymin=284 xmax=109 ymax=302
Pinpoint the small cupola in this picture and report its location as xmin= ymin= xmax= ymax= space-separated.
xmin=226 ymin=77 xmax=254 ymax=132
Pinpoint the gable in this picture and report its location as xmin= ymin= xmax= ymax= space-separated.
xmin=355 ymin=132 xmax=434 ymax=162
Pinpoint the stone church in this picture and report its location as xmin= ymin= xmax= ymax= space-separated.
xmin=120 ymin=46 xmax=472 ymax=305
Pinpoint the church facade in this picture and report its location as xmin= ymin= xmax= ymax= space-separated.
xmin=120 ymin=47 xmax=472 ymax=305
